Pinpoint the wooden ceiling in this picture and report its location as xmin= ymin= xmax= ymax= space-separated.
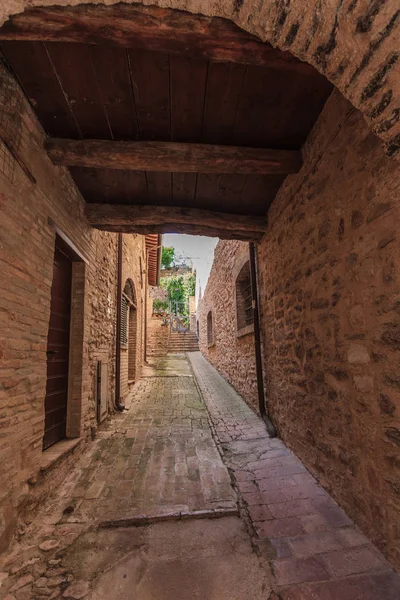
xmin=0 ymin=3 xmax=333 ymax=241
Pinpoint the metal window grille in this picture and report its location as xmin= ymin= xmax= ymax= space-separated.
xmin=243 ymin=277 xmax=254 ymax=326
xmin=236 ymin=261 xmax=254 ymax=329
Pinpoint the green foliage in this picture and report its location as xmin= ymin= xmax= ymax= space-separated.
xmin=153 ymin=299 xmax=169 ymax=315
xmin=183 ymin=273 xmax=195 ymax=298
xmin=160 ymin=273 xmax=196 ymax=314
xmin=161 ymin=246 xmax=175 ymax=270
xmin=160 ymin=275 xmax=185 ymax=303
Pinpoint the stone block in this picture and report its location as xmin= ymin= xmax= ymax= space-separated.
xmin=273 ymin=556 xmax=330 ymax=586
xmin=347 ymin=344 xmax=370 ymax=364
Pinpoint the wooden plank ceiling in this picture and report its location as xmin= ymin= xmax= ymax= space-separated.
xmin=0 ymin=3 xmax=333 ymax=241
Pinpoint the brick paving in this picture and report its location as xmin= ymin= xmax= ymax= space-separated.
xmin=0 ymin=356 xmax=237 ymax=600
xmin=2 ymin=352 xmax=400 ymax=599
xmin=189 ymin=352 xmax=400 ymax=599
xmin=67 ymin=358 xmax=237 ymax=524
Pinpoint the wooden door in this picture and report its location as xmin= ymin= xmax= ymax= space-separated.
xmin=43 ymin=244 xmax=72 ymax=450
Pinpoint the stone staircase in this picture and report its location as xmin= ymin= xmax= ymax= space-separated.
xmin=168 ymin=331 xmax=199 ymax=354
xmin=147 ymin=317 xmax=170 ymax=357
xmin=147 ymin=317 xmax=199 ymax=356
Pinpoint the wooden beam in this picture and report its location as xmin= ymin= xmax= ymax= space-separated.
xmin=47 ymin=139 xmax=302 ymax=175
xmin=91 ymin=223 xmax=264 ymax=242
xmin=0 ymin=4 xmax=312 ymax=72
xmin=85 ymin=204 xmax=268 ymax=242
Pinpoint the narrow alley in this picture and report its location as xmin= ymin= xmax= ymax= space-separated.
xmin=1 ymin=353 xmax=399 ymax=599
xmin=1 ymin=2 xmax=400 ymax=598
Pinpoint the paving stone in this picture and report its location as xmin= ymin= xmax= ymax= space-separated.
xmin=188 ymin=352 xmax=400 ymax=597
xmin=268 ymin=538 xmax=293 ymax=559
xmin=236 ymin=480 xmax=258 ymax=494
xmin=260 ymin=490 xmax=287 ymax=504
xmin=268 ymin=500 xmax=315 ymax=519
xmin=317 ymin=506 xmax=353 ymax=529
xmin=321 ymin=546 xmax=389 ymax=578
xmin=84 ymin=482 xmax=105 ymax=500
xmin=255 ymin=517 xmax=305 ymax=539
xmin=242 ymin=492 xmax=265 ymax=506
xmin=287 ymin=532 xmax=343 ymax=557
xmin=247 ymin=504 xmax=273 ymax=522
xmin=3 ymin=353 xmax=400 ymax=600
xmin=335 ymin=527 xmax=370 ymax=548
xmin=279 ymin=586 xmax=314 ymax=599
xmin=258 ymin=476 xmax=298 ymax=491
xmin=300 ymin=514 xmax=331 ymax=534
xmin=273 ymin=556 xmax=331 ymax=586
xmin=286 ymin=572 xmax=400 ymax=600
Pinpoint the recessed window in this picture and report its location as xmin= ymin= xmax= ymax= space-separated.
xmin=121 ymin=279 xmax=136 ymax=348
xmin=121 ymin=295 xmax=128 ymax=346
xmin=207 ymin=311 xmax=214 ymax=347
xmin=236 ymin=261 xmax=254 ymax=331
xmin=121 ymin=279 xmax=138 ymax=382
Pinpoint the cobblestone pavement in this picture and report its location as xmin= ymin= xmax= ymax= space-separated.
xmin=2 ymin=353 xmax=400 ymax=599
xmin=0 ymin=355 xmax=240 ymax=600
xmin=189 ymin=352 xmax=400 ymax=600
xmin=69 ymin=363 xmax=236 ymax=524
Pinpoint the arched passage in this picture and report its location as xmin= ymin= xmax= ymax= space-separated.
xmin=0 ymin=1 xmax=398 ymax=156
xmin=0 ymin=0 xmax=399 ymax=579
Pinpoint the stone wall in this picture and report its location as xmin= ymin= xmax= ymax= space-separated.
xmin=0 ymin=63 xmax=147 ymax=550
xmin=198 ymin=241 xmax=258 ymax=409
xmin=258 ymin=87 xmax=400 ymax=567
xmin=199 ymin=88 xmax=400 ymax=567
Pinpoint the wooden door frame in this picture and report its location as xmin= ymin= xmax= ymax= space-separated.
xmin=46 ymin=221 xmax=87 ymax=445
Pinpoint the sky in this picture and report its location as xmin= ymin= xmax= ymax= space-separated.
xmin=162 ymin=234 xmax=218 ymax=307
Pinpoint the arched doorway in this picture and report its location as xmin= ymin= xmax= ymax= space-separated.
xmin=122 ymin=278 xmax=137 ymax=389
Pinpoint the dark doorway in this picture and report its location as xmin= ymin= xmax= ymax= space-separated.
xmin=43 ymin=241 xmax=72 ymax=449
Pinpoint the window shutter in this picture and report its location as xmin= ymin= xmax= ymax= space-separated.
xmin=121 ymin=296 xmax=128 ymax=345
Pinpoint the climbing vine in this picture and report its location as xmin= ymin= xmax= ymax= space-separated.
xmin=160 ymin=273 xmax=196 ymax=312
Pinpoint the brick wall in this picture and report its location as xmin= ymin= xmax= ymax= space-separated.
xmin=199 ymin=241 xmax=258 ymax=409
xmin=199 ymin=88 xmax=400 ymax=567
xmin=0 ymin=63 xmax=147 ymax=550
xmin=147 ymin=317 xmax=170 ymax=357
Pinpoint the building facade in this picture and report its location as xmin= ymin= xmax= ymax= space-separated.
xmin=198 ymin=241 xmax=258 ymax=410
xmin=199 ymin=88 xmax=400 ymax=568
xmin=0 ymin=62 xmax=159 ymax=551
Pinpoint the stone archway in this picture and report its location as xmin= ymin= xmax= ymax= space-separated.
xmin=0 ymin=0 xmax=398 ymax=157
